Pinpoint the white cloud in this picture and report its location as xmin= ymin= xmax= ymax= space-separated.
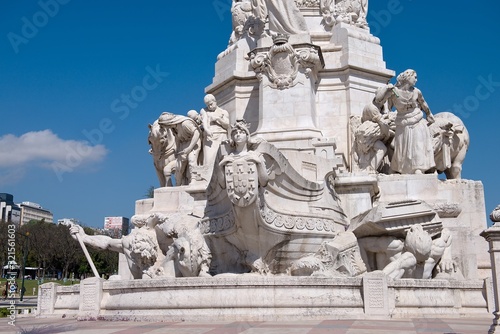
xmin=0 ymin=130 xmax=108 ymax=169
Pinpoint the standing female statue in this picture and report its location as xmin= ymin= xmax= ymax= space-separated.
xmin=378 ymin=69 xmax=436 ymax=174
xmin=251 ymin=0 xmax=309 ymax=35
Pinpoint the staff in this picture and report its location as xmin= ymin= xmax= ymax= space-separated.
xmin=65 ymin=222 xmax=100 ymax=278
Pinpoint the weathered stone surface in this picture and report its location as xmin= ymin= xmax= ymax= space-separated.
xmin=38 ymin=276 xmax=490 ymax=321
xmin=51 ymin=1 xmax=492 ymax=322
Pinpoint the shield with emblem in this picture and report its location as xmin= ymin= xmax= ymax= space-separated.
xmin=225 ymin=156 xmax=259 ymax=207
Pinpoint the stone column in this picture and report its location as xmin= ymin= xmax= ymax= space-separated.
xmin=480 ymin=205 xmax=500 ymax=333
xmin=248 ymin=34 xmax=324 ymax=148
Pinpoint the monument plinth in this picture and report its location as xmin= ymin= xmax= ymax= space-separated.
xmin=249 ymin=36 xmax=324 ymax=145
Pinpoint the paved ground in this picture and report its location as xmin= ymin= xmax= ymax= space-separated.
xmin=0 ymin=297 xmax=37 ymax=309
xmin=0 ymin=316 xmax=494 ymax=334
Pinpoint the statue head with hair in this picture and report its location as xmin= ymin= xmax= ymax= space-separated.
xmin=396 ymin=69 xmax=417 ymax=88
xmin=404 ymin=224 xmax=432 ymax=263
xmin=229 ymin=119 xmax=257 ymax=149
xmin=157 ymin=112 xmax=189 ymax=127
xmin=230 ymin=119 xmax=251 ymax=136
xmin=203 ymin=94 xmax=218 ymax=111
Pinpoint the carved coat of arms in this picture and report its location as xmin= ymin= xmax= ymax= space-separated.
xmin=223 ymin=156 xmax=259 ymax=207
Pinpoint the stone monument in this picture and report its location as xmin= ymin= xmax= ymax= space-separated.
xmin=38 ymin=0 xmax=493 ymax=321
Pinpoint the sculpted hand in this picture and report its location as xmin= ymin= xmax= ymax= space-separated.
xmin=427 ymin=113 xmax=435 ymax=125
xmin=176 ymin=150 xmax=188 ymax=160
xmin=245 ymin=154 xmax=262 ymax=166
xmin=437 ymin=259 xmax=456 ymax=274
xmin=69 ymin=225 xmax=84 ymax=239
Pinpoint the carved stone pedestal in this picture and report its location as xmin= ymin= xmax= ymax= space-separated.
xmin=136 ymin=185 xmax=207 ymax=217
xmin=335 ymin=173 xmax=379 ymax=220
xmin=248 ymin=35 xmax=324 ymax=147
xmin=481 ymin=207 xmax=500 ymax=333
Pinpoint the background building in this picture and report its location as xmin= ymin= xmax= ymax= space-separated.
xmin=103 ymin=216 xmax=130 ymax=238
xmin=18 ymin=201 xmax=53 ymax=225
xmin=0 ymin=193 xmax=21 ymax=225
xmin=57 ymin=218 xmax=81 ymax=226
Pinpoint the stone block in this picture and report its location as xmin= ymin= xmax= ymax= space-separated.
xmin=37 ymin=282 xmax=58 ymax=316
xmin=362 ymin=271 xmax=389 ymax=317
xmin=78 ymin=277 xmax=104 ymax=320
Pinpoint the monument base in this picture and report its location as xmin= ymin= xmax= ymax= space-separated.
xmin=37 ymin=276 xmax=492 ymax=321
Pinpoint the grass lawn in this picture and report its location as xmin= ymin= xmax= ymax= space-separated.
xmin=0 ymin=278 xmax=79 ymax=298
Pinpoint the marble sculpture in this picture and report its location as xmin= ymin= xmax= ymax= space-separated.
xmin=320 ymin=0 xmax=368 ymax=29
xmin=351 ymin=70 xmax=468 ymax=178
xmin=72 ymin=0 xmax=474 ymax=284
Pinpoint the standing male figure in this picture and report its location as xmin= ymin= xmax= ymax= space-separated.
xmin=158 ymin=112 xmax=202 ymax=186
xmin=200 ymin=94 xmax=230 ymax=171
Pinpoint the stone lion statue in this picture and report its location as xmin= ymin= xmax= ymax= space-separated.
xmin=429 ymin=112 xmax=469 ymax=179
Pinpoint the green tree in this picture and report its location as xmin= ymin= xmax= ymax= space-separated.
xmin=20 ymin=220 xmax=53 ymax=278
xmin=4 ymin=221 xmax=121 ymax=280
xmin=145 ymin=185 xmax=155 ymax=198
xmin=0 ymin=221 xmax=9 ymax=270
xmin=51 ymin=224 xmax=81 ymax=279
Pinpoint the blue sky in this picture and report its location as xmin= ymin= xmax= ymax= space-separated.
xmin=0 ymin=1 xmax=499 ymax=229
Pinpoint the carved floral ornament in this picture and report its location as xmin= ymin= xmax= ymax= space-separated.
xmin=259 ymin=196 xmax=337 ymax=233
xmin=432 ymin=202 xmax=462 ymax=218
xmin=248 ymin=34 xmax=323 ymax=90
xmin=198 ymin=211 xmax=235 ymax=235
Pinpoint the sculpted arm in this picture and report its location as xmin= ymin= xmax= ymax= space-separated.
xmin=217 ymin=109 xmax=230 ymax=131
xmin=416 ymin=88 xmax=435 ymax=124
xmin=374 ymin=84 xmax=394 ymax=109
xmin=433 ymin=228 xmax=455 ymax=273
xmin=382 ymin=252 xmax=416 ymax=279
xmin=182 ymin=122 xmax=201 ymax=155
xmin=358 ymin=236 xmax=403 ymax=253
xmin=70 ymin=225 xmax=123 ymax=253
xmin=358 ymin=236 xmax=404 ymax=272
xmin=200 ymin=108 xmax=212 ymax=137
